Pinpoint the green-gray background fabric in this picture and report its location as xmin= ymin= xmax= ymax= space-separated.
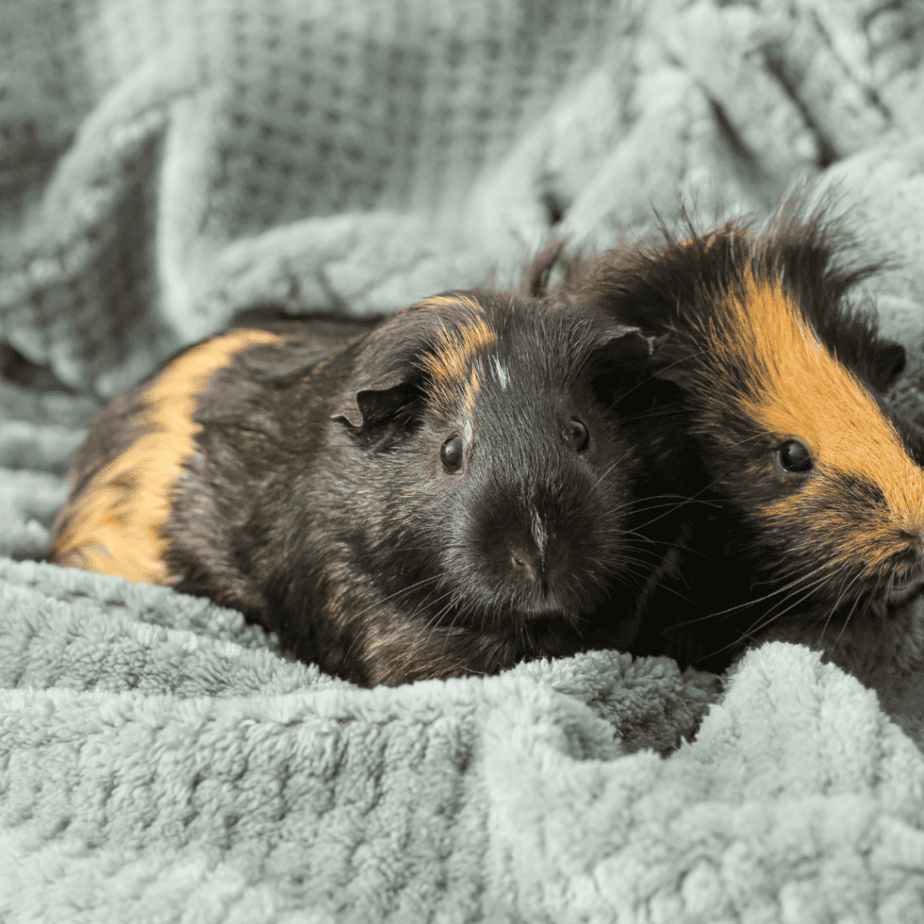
xmin=4 ymin=0 xmax=924 ymax=920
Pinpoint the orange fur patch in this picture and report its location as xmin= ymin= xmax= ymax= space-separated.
xmin=712 ymin=270 xmax=924 ymax=570
xmin=418 ymin=295 xmax=496 ymax=411
xmin=463 ymin=367 xmax=480 ymax=419
xmin=52 ymin=329 xmax=282 ymax=584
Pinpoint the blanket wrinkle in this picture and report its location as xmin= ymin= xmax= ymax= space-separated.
xmin=486 ymin=645 xmax=924 ymax=923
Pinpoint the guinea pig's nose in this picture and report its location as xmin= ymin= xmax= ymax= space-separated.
xmin=509 ymin=539 xmax=567 ymax=594
xmin=898 ymin=528 xmax=924 ymax=568
xmin=510 ymin=546 xmax=543 ymax=584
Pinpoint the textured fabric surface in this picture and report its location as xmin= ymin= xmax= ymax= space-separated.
xmin=4 ymin=0 xmax=924 ymax=393
xmin=4 ymin=0 xmax=924 ymax=920
xmin=4 ymin=557 xmax=924 ymax=923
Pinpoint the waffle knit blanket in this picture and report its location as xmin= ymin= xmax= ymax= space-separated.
xmin=4 ymin=0 xmax=924 ymax=920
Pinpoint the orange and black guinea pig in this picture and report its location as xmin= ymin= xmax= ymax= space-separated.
xmin=50 ymin=265 xmax=695 ymax=686
xmin=570 ymin=203 xmax=924 ymax=672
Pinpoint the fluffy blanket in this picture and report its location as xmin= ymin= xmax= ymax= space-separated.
xmin=4 ymin=0 xmax=924 ymax=920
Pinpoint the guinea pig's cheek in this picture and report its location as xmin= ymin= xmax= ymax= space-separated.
xmin=725 ymin=460 xmax=798 ymax=516
xmin=759 ymin=479 xmax=849 ymax=558
xmin=784 ymin=488 xmax=895 ymax=582
xmin=432 ymin=494 xmax=479 ymax=571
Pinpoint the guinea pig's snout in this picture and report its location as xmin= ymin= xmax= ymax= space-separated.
xmin=509 ymin=546 xmax=539 ymax=580
xmin=469 ymin=477 xmax=605 ymax=619
xmin=497 ymin=507 xmax=579 ymax=615
xmin=507 ymin=533 xmax=567 ymax=610
xmin=508 ymin=539 xmax=557 ymax=591
xmin=884 ymin=527 xmax=924 ymax=604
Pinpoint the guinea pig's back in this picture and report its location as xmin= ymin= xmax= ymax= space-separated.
xmin=50 ymin=313 xmax=370 ymax=584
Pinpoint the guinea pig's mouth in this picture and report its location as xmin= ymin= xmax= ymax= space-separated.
xmin=520 ymin=602 xmax=569 ymax=620
xmin=512 ymin=593 xmax=581 ymax=624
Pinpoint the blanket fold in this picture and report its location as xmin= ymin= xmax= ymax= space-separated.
xmin=487 ymin=645 xmax=924 ymax=923
xmin=1 ymin=565 xmax=923 ymax=922
xmin=0 ymin=561 xmax=719 ymax=923
xmin=1 ymin=556 xmax=924 ymax=921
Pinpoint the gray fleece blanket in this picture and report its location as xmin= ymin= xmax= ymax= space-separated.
xmin=4 ymin=0 xmax=924 ymax=920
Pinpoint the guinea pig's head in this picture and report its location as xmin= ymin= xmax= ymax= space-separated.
xmin=576 ymin=207 xmax=924 ymax=624
xmin=331 ymin=289 xmax=658 ymax=633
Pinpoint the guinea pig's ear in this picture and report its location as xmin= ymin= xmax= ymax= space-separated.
xmin=589 ymin=324 xmax=689 ymax=415
xmin=330 ymin=341 xmax=419 ymax=431
xmin=646 ymin=331 xmax=700 ymax=391
xmin=868 ymin=338 xmax=906 ymax=392
xmin=588 ymin=323 xmax=658 ymax=391
xmin=601 ymin=324 xmax=657 ymax=363
xmin=330 ymin=304 xmax=449 ymax=432
xmin=332 ymin=376 xmax=416 ymax=431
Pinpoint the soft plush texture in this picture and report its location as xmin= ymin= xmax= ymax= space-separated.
xmin=0 ymin=560 xmax=923 ymax=921
xmin=4 ymin=0 xmax=924 ymax=920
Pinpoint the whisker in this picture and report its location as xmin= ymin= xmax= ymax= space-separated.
xmin=738 ymin=583 xmax=829 ymax=643
xmin=815 ymin=569 xmax=864 ymax=647
xmin=741 ymin=565 xmax=840 ymax=628
xmin=829 ymin=582 xmax=866 ymax=654
xmin=345 ymin=573 xmax=445 ymax=625
xmin=663 ymin=564 xmax=833 ymax=632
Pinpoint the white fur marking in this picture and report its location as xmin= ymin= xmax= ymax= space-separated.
xmin=492 ymin=356 xmax=509 ymax=390
xmin=531 ymin=509 xmax=547 ymax=553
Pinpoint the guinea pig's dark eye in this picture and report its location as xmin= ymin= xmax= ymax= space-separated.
xmin=569 ymin=418 xmax=589 ymax=453
xmin=775 ymin=439 xmax=813 ymax=474
xmin=440 ymin=435 xmax=464 ymax=473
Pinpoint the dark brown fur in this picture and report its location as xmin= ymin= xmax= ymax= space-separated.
xmin=568 ymin=203 xmax=924 ymax=671
xmin=52 ymin=283 xmax=693 ymax=685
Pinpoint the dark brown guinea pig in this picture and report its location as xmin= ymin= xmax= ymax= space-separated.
xmin=570 ymin=202 xmax=924 ymax=672
xmin=50 ymin=275 xmax=690 ymax=686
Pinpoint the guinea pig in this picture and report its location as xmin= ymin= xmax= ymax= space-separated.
xmin=568 ymin=203 xmax=924 ymax=672
xmin=50 ymin=274 xmax=693 ymax=685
